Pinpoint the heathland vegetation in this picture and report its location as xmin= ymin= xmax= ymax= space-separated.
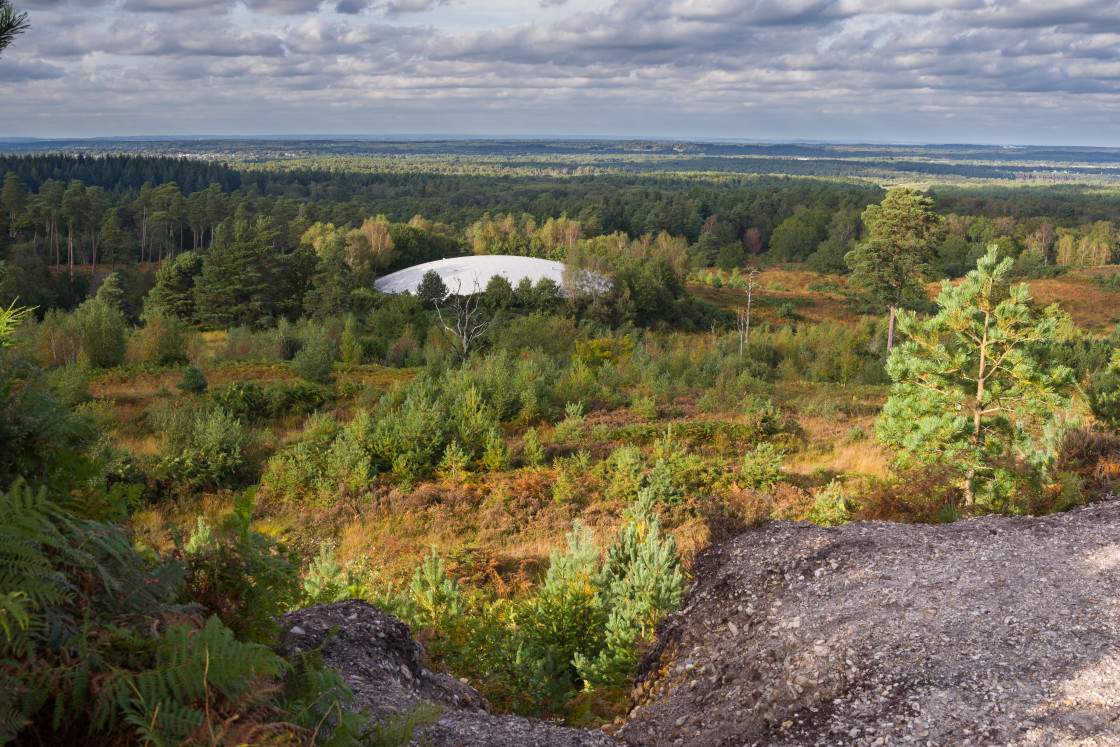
xmin=3 ymin=148 xmax=1120 ymax=744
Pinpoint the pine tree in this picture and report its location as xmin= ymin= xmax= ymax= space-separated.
xmin=97 ymin=208 xmax=131 ymax=266
xmin=303 ymin=238 xmax=354 ymax=320
xmin=146 ymin=249 xmax=203 ymax=323
xmin=1 ymin=172 xmax=27 ymax=237
xmin=94 ymin=270 xmax=126 ymax=312
xmin=845 ymin=188 xmax=943 ymax=350
xmin=876 ymin=246 xmax=1074 ymax=504
xmin=574 ymin=491 xmax=684 ymax=690
xmin=193 ymin=217 xmax=280 ymax=329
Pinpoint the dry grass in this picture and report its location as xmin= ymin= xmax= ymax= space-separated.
xmin=688 ymin=266 xmax=862 ymax=327
xmin=924 ymin=266 xmax=1120 ymax=331
xmin=1020 ymin=272 xmax=1120 ymax=331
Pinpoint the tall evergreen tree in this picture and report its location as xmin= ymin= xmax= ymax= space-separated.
xmin=1 ymin=172 xmax=27 ymax=238
xmin=303 ymin=239 xmax=354 ymax=320
xmin=147 ymin=250 xmax=203 ymax=322
xmin=845 ymin=188 xmax=943 ymax=350
xmin=193 ymin=217 xmax=281 ymax=329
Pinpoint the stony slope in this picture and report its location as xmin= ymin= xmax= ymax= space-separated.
xmin=616 ymin=499 xmax=1120 ymax=746
xmin=283 ymin=500 xmax=1120 ymax=746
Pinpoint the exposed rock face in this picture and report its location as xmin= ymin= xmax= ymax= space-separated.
xmin=281 ymin=599 xmax=619 ymax=746
xmin=617 ymin=500 xmax=1120 ymax=746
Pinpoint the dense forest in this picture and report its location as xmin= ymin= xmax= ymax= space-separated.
xmin=3 ymin=150 xmax=1120 ymax=745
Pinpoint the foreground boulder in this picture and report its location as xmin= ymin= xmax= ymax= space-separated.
xmin=282 ymin=599 xmax=618 ymax=746
xmin=619 ymin=499 xmax=1120 ymax=746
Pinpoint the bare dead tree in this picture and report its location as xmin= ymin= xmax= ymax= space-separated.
xmin=434 ymin=279 xmax=495 ymax=362
xmin=737 ymin=268 xmax=760 ymax=356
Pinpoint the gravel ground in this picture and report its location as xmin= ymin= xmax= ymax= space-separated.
xmin=615 ymin=498 xmax=1120 ymax=746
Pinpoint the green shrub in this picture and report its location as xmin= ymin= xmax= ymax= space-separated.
xmin=741 ymin=442 xmax=784 ymax=489
xmin=808 ymin=480 xmax=854 ymax=526
xmin=574 ymin=494 xmax=684 ymax=690
xmin=46 ymin=364 xmax=90 ymax=407
xmin=302 ymin=543 xmax=359 ymax=606
xmin=1086 ymin=349 xmax=1120 ymax=429
xmin=260 ymin=413 xmax=340 ymax=502
xmin=438 ymin=441 xmax=471 ymax=483
xmin=340 ymin=315 xmax=363 ymax=366
xmin=551 ymin=467 xmax=580 ymax=504
xmin=516 ymin=521 xmax=603 ymax=684
xmin=74 ymin=298 xmax=128 ymax=369
xmin=320 ymin=417 xmax=377 ymax=498
xmin=178 ymin=364 xmax=208 ymax=394
xmin=129 ymin=310 xmax=192 ymax=366
xmin=521 ymin=427 xmax=544 ymax=468
xmin=291 ymin=330 xmax=337 ymax=384
xmin=152 ymin=404 xmax=254 ymax=490
xmin=481 ymin=428 xmax=510 ymax=472
xmin=631 ymin=394 xmax=658 ymax=420
xmin=602 ymin=445 xmax=643 ymax=501
xmin=255 ymin=321 xmax=303 ymax=361
xmin=371 ymin=385 xmax=451 ymax=483
xmin=264 ymin=380 xmax=334 ymax=418
xmin=400 ymin=548 xmax=464 ymax=632
xmin=208 ymin=380 xmax=266 ymax=421
xmin=744 ymin=396 xmax=789 ymax=436
xmin=34 ymin=308 xmax=82 ymax=367
xmin=553 ymin=401 xmax=585 ymax=443
xmin=645 ymin=457 xmax=685 ymax=505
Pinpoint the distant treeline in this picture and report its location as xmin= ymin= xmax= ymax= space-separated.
xmin=4 ymin=154 xmax=1120 ymax=323
xmin=0 ymin=153 xmax=243 ymax=195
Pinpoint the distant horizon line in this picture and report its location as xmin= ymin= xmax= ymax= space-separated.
xmin=2 ymin=135 xmax=1119 ymax=151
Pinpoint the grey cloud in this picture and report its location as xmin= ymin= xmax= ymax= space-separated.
xmin=242 ymin=0 xmax=325 ymax=14
xmin=0 ymin=57 xmax=65 ymax=81
xmin=124 ymin=0 xmax=234 ymax=13
xmin=345 ymin=0 xmax=449 ymax=15
xmin=383 ymin=0 xmax=449 ymax=13
xmin=966 ymin=0 xmax=1120 ymax=29
xmin=19 ymin=0 xmax=112 ymax=7
xmin=57 ymin=18 xmax=287 ymax=58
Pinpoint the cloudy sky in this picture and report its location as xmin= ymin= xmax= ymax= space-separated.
xmin=2 ymin=0 xmax=1120 ymax=145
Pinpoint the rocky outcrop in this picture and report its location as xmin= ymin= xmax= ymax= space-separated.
xmin=281 ymin=599 xmax=618 ymax=746
xmin=617 ymin=499 xmax=1120 ymax=746
xmin=282 ymin=499 xmax=1120 ymax=746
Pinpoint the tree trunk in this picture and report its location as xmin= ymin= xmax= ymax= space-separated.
xmin=965 ymin=311 xmax=991 ymax=505
xmin=887 ymin=306 xmax=898 ymax=352
xmin=139 ymin=208 xmax=147 ymax=263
